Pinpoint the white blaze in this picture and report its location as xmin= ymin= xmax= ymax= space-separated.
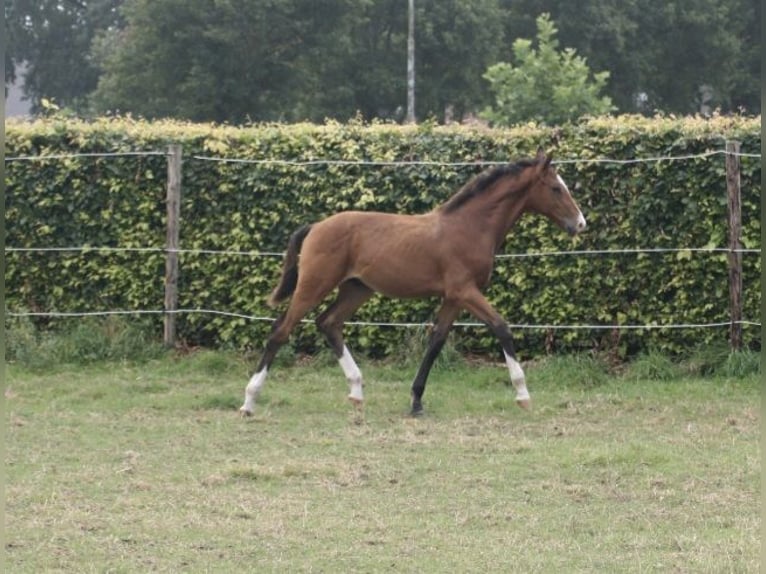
xmin=557 ymin=173 xmax=586 ymax=232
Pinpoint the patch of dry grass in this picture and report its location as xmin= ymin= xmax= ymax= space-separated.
xmin=6 ymin=352 xmax=760 ymax=572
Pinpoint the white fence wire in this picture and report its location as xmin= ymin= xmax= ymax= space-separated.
xmin=4 ymin=246 xmax=760 ymax=257
xmin=189 ymin=148 xmax=761 ymax=166
xmin=4 ymin=307 xmax=760 ymax=331
xmin=5 ymin=146 xmax=762 ymax=331
xmin=6 ymin=148 xmax=761 ymax=165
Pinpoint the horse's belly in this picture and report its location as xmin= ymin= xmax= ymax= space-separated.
xmin=363 ymin=275 xmax=441 ymax=299
xmin=351 ymin=255 xmax=443 ymax=299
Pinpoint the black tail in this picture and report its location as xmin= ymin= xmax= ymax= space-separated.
xmin=267 ymin=224 xmax=313 ymax=307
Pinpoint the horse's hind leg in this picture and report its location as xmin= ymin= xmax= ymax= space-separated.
xmin=240 ymin=310 xmax=302 ymax=416
xmin=240 ymin=314 xmax=288 ymax=416
xmin=240 ymin=279 xmax=339 ymax=416
xmin=316 ymin=279 xmax=374 ymax=406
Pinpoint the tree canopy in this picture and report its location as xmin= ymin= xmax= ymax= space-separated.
xmin=5 ymin=0 xmax=123 ymax=110
xmin=499 ymin=0 xmax=761 ymax=115
xmin=482 ymin=13 xmax=614 ymax=126
xmin=5 ymin=0 xmax=761 ymax=123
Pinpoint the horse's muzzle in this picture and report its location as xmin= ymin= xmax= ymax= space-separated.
xmin=565 ymin=213 xmax=587 ymax=236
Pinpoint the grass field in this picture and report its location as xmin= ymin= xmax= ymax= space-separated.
xmin=6 ymin=350 xmax=760 ymax=573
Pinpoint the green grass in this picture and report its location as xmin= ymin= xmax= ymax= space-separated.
xmin=5 ymin=314 xmax=166 ymax=370
xmin=6 ymin=350 xmax=760 ymax=573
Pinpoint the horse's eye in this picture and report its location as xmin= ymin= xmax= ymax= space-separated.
xmin=552 ymin=186 xmax=562 ymax=194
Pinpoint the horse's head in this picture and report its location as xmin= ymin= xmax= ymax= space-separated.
xmin=526 ymin=149 xmax=586 ymax=236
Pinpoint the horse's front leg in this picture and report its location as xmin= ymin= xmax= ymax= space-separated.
xmin=410 ymin=301 xmax=461 ymax=416
xmin=460 ymin=288 xmax=530 ymax=409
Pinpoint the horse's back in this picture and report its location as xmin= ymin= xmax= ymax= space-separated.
xmin=309 ymin=210 xmax=433 ymax=243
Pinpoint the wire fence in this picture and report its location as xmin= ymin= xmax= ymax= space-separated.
xmin=5 ymin=307 xmax=760 ymax=331
xmin=7 ymin=148 xmax=759 ymax=164
xmin=4 ymin=246 xmax=760 ymax=257
xmin=188 ymin=148 xmax=761 ymax=167
xmin=5 ymin=145 xmax=762 ymax=334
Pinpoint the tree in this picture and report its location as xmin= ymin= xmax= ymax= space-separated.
xmin=414 ymin=0 xmax=507 ymax=121
xmin=8 ymin=0 xmax=759 ymax=120
xmin=90 ymin=0 xmax=510 ymax=123
xmin=91 ymin=0 xmax=395 ymax=122
xmin=92 ymin=0 xmax=300 ymax=121
xmin=5 ymin=0 xmax=124 ymax=113
xmin=498 ymin=0 xmax=760 ymax=115
xmin=302 ymin=0 xmax=407 ymax=121
xmin=481 ymin=13 xmax=613 ymax=126
xmin=628 ymin=0 xmax=761 ymax=113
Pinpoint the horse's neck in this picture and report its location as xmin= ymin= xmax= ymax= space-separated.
xmin=443 ymin=180 xmax=529 ymax=249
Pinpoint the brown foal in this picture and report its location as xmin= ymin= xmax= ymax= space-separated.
xmin=240 ymin=149 xmax=586 ymax=416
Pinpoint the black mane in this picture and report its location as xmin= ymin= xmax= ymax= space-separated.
xmin=439 ymin=158 xmax=539 ymax=214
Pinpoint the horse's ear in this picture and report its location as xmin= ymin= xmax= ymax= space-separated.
xmin=536 ymin=148 xmax=552 ymax=170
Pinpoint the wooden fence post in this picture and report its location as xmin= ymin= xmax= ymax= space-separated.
xmin=725 ymin=140 xmax=743 ymax=352
xmin=164 ymin=144 xmax=182 ymax=347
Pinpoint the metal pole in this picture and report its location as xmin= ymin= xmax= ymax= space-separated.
xmin=406 ymin=0 xmax=416 ymax=123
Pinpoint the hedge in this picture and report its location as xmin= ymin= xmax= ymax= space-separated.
xmin=5 ymin=115 xmax=761 ymax=359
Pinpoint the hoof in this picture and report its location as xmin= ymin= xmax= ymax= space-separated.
xmin=239 ymin=406 xmax=253 ymax=417
xmin=347 ymin=395 xmax=364 ymax=409
xmin=410 ymin=394 xmax=424 ymax=417
xmin=516 ymin=398 xmax=531 ymax=410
